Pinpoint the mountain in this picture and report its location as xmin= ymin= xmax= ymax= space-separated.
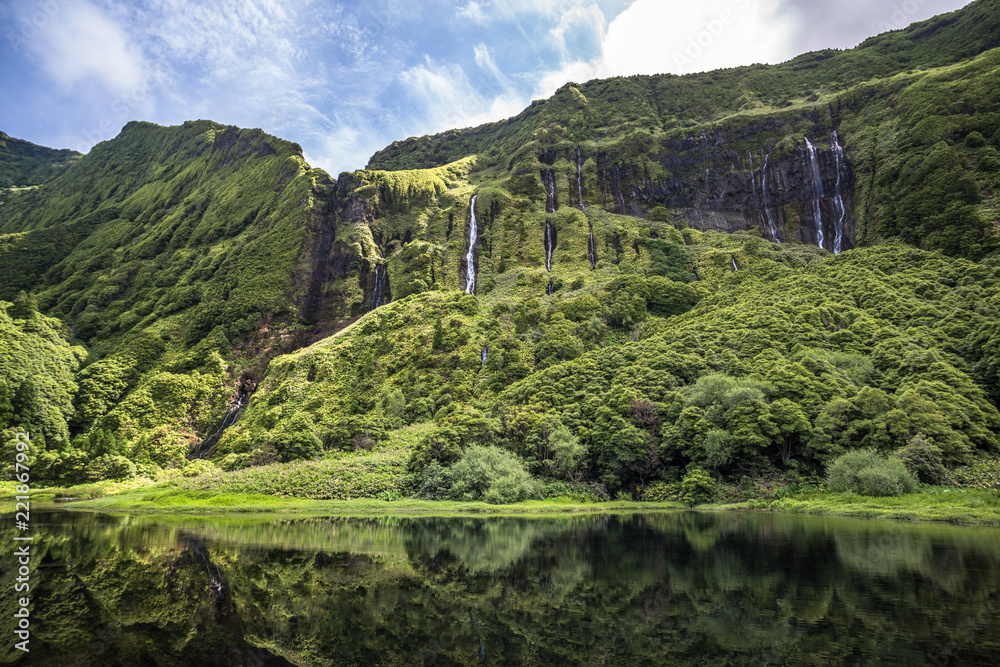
xmin=1 ymin=0 xmax=999 ymax=493
xmin=0 ymin=130 xmax=80 ymax=202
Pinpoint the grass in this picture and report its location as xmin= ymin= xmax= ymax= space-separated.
xmin=705 ymin=488 xmax=1000 ymax=525
xmin=65 ymin=487 xmax=682 ymax=515
xmin=24 ymin=482 xmax=996 ymax=525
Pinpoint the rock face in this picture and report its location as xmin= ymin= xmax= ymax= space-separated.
xmin=586 ymin=121 xmax=856 ymax=253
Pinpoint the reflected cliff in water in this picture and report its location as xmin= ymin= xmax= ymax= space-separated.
xmin=2 ymin=510 xmax=998 ymax=665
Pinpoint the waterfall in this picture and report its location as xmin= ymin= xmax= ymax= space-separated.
xmin=831 ymin=131 xmax=847 ymax=255
xmin=702 ymin=130 xmax=710 ymax=178
xmin=576 ymin=148 xmax=586 ymax=209
xmin=761 ymin=153 xmax=780 ymax=243
xmin=369 ymin=263 xmax=388 ymax=310
xmin=731 ymin=255 xmax=739 ymax=272
xmin=588 ymin=223 xmax=597 ymax=270
xmin=804 ymin=137 xmax=825 ymax=250
xmin=545 ymin=219 xmax=554 ymax=272
xmin=480 ymin=347 xmax=488 ymax=368
xmin=464 ymin=195 xmax=478 ymax=294
xmin=191 ymin=388 xmax=250 ymax=459
xmin=541 ymin=170 xmax=557 ymax=213
xmin=547 ymin=279 xmax=554 ymax=296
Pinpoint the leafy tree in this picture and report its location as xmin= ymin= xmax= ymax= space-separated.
xmin=547 ymin=423 xmax=587 ymax=483
xmin=0 ymin=380 xmax=14 ymax=430
xmin=9 ymin=291 xmax=38 ymax=320
xmin=769 ymin=398 xmax=812 ymax=465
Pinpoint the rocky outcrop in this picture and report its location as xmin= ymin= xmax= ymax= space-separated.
xmin=585 ymin=120 xmax=857 ymax=253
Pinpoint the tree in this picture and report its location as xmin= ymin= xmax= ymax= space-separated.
xmin=12 ymin=378 xmax=39 ymax=431
xmin=9 ymin=291 xmax=38 ymax=320
xmin=769 ymin=398 xmax=812 ymax=465
xmin=0 ymin=380 xmax=14 ymax=430
xmin=548 ymin=423 xmax=587 ymax=483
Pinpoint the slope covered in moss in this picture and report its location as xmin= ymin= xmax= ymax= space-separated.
xmin=1 ymin=0 xmax=999 ymax=497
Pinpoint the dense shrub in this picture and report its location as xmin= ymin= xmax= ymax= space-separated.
xmin=182 ymin=459 xmax=219 ymax=477
xmin=680 ymin=468 xmax=716 ymax=506
xmin=446 ymin=445 xmax=541 ymax=504
xmin=827 ymin=449 xmax=918 ymax=497
xmin=85 ymin=454 xmax=137 ymax=481
xmin=950 ymin=457 xmax=1000 ymax=490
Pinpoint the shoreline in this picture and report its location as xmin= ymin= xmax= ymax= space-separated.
xmin=36 ymin=487 xmax=1000 ymax=525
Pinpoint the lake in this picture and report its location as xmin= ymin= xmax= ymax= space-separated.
xmin=2 ymin=509 xmax=998 ymax=665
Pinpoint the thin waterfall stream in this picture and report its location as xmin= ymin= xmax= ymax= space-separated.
xmin=464 ymin=194 xmax=478 ymax=294
xmin=804 ymin=137 xmax=825 ymax=250
xmin=831 ymin=131 xmax=847 ymax=254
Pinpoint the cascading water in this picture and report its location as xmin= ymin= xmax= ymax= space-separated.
xmin=760 ymin=153 xmax=780 ymax=243
xmin=731 ymin=255 xmax=739 ymax=272
xmin=702 ymin=129 xmax=710 ymax=179
xmin=480 ymin=347 xmax=488 ymax=369
xmin=369 ymin=263 xmax=388 ymax=310
xmin=542 ymin=170 xmax=557 ymax=213
xmin=464 ymin=195 xmax=478 ymax=294
xmin=545 ymin=220 xmax=554 ymax=272
xmin=191 ymin=384 xmax=254 ymax=459
xmin=804 ymin=137 xmax=825 ymax=250
xmin=831 ymin=131 xmax=847 ymax=255
xmin=576 ymin=148 xmax=586 ymax=209
xmin=588 ymin=224 xmax=597 ymax=270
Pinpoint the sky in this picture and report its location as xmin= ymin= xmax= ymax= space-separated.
xmin=0 ymin=0 xmax=973 ymax=175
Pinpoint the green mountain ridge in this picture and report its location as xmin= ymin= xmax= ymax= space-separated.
xmin=1 ymin=0 xmax=999 ymax=494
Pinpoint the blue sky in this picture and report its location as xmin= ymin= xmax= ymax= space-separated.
xmin=0 ymin=0 xmax=972 ymax=175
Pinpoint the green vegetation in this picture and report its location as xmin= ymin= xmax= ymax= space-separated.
xmin=739 ymin=488 xmax=1000 ymax=524
xmin=1 ymin=1 xmax=1000 ymax=521
xmin=827 ymin=448 xmax=919 ymax=497
xmin=0 ymin=130 xmax=80 ymax=194
xmin=68 ymin=487 xmax=666 ymax=514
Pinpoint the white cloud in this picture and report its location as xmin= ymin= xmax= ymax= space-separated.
xmin=399 ymin=55 xmax=526 ymax=135
xmin=534 ymin=0 xmax=798 ymax=97
xmin=457 ymin=1 xmax=489 ymax=23
xmin=21 ymin=0 xmax=147 ymax=95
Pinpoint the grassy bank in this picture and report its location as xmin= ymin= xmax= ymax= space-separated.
xmin=66 ymin=486 xmax=683 ymax=515
xmin=703 ymin=489 xmax=1000 ymax=525
xmin=43 ymin=485 xmax=999 ymax=524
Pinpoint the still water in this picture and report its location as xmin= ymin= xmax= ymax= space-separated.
xmin=2 ymin=509 xmax=999 ymax=666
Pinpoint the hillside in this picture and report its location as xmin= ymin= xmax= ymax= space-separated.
xmin=0 ymin=130 xmax=80 ymax=202
xmin=0 ymin=0 xmax=999 ymax=497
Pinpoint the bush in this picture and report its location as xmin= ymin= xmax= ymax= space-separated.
xmin=827 ymin=448 xmax=918 ymax=497
xmin=182 ymin=459 xmax=219 ymax=477
xmin=950 ymin=457 xmax=1000 ymax=490
xmin=680 ymin=468 xmax=716 ymax=506
xmin=641 ymin=480 xmax=681 ymax=502
xmin=272 ymin=430 xmax=323 ymax=462
xmin=84 ymin=454 xmax=137 ymax=481
xmin=219 ymin=452 xmax=252 ymax=471
xmin=411 ymin=460 xmax=453 ymax=500
xmin=447 ymin=445 xmax=541 ymax=504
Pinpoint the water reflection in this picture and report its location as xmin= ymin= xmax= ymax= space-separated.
xmin=1 ymin=510 xmax=998 ymax=665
